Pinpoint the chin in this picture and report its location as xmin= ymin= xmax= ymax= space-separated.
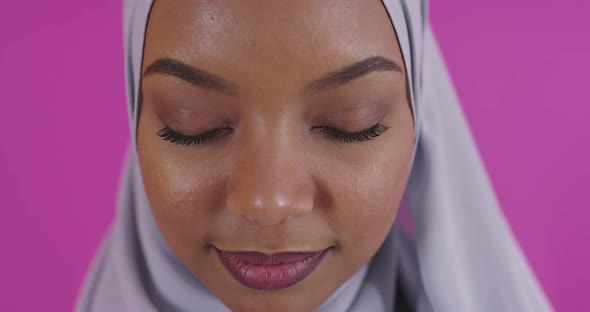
xmin=220 ymin=291 xmax=320 ymax=312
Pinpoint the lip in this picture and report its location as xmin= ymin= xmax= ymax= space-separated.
xmin=214 ymin=247 xmax=330 ymax=290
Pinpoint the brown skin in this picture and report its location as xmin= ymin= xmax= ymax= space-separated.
xmin=137 ymin=1 xmax=414 ymax=311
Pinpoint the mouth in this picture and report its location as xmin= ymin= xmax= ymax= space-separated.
xmin=213 ymin=246 xmax=331 ymax=291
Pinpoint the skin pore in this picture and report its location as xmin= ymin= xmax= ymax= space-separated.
xmin=137 ymin=1 xmax=414 ymax=311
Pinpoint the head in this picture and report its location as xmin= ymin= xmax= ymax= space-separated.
xmin=137 ymin=0 xmax=414 ymax=310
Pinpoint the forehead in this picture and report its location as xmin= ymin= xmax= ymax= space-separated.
xmin=143 ymin=0 xmax=404 ymax=80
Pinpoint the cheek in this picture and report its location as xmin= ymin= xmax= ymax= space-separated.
xmin=322 ymin=135 xmax=413 ymax=267
xmin=137 ymin=113 xmax=227 ymax=253
xmin=332 ymin=158 xmax=408 ymax=241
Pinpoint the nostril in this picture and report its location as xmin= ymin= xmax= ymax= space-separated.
xmin=231 ymin=208 xmax=286 ymax=226
xmin=254 ymin=216 xmax=283 ymax=226
xmin=227 ymin=196 xmax=308 ymax=226
xmin=224 ymin=164 xmax=315 ymax=225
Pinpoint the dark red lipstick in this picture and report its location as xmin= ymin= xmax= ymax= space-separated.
xmin=214 ymin=247 xmax=330 ymax=290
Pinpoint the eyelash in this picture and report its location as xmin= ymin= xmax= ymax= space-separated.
xmin=313 ymin=123 xmax=390 ymax=143
xmin=157 ymin=127 xmax=233 ymax=145
xmin=157 ymin=122 xmax=390 ymax=146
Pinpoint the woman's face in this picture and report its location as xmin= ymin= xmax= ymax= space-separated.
xmin=138 ymin=0 xmax=414 ymax=311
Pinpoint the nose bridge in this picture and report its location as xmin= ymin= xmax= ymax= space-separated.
xmin=225 ymin=127 xmax=314 ymax=225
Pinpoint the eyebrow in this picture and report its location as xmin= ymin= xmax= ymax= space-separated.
xmin=142 ymin=55 xmax=402 ymax=97
xmin=143 ymin=58 xmax=239 ymax=96
xmin=304 ymin=56 xmax=403 ymax=94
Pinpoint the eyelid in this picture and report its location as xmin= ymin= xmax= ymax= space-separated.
xmin=314 ymin=104 xmax=383 ymax=124
xmin=157 ymin=119 xmax=390 ymax=146
xmin=157 ymin=126 xmax=232 ymax=145
xmin=313 ymin=122 xmax=391 ymax=143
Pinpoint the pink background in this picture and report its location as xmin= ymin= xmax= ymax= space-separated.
xmin=1 ymin=1 xmax=588 ymax=311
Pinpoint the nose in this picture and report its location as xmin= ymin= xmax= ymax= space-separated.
xmin=224 ymin=142 xmax=315 ymax=226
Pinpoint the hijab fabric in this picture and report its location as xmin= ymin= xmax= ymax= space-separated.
xmin=76 ymin=1 xmax=553 ymax=311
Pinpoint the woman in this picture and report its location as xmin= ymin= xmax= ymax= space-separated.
xmin=76 ymin=0 xmax=552 ymax=311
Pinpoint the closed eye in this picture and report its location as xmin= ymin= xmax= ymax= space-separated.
xmin=156 ymin=122 xmax=390 ymax=146
xmin=156 ymin=127 xmax=232 ymax=145
xmin=313 ymin=122 xmax=390 ymax=143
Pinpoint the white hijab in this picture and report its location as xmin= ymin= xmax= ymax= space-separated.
xmin=76 ymin=0 xmax=553 ymax=311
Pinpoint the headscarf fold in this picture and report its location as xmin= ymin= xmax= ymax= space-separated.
xmin=76 ymin=1 xmax=553 ymax=311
